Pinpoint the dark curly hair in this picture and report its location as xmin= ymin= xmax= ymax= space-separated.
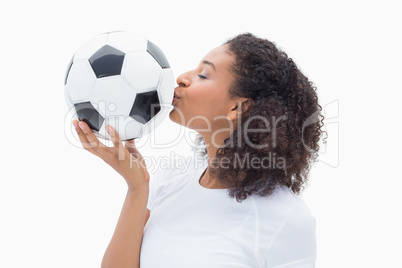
xmin=200 ymin=33 xmax=324 ymax=202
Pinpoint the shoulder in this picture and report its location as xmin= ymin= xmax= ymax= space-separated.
xmin=147 ymin=155 xmax=207 ymax=210
xmin=252 ymin=185 xmax=313 ymax=223
xmin=150 ymin=155 xmax=206 ymax=187
xmin=252 ymin=186 xmax=316 ymax=267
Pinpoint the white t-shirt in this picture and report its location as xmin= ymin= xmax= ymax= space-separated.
xmin=140 ymin=157 xmax=316 ymax=268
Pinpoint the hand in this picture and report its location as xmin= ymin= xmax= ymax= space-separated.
xmin=125 ymin=139 xmax=144 ymax=161
xmin=72 ymin=120 xmax=150 ymax=190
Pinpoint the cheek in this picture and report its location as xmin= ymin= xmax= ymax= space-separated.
xmin=191 ymin=86 xmax=228 ymax=108
xmin=175 ymin=83 xmax=232 ymax=129
xmin=189 ymin=93 xmax=223 ymax=118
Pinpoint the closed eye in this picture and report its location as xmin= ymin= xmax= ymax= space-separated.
xmin=198 ymin=74 xmax=207 ymax=79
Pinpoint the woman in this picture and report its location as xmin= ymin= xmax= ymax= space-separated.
xmin=73 ymin=33 xmax=323 ymax=268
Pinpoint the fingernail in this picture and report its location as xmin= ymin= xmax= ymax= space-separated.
xmin=78 ymin=122 xmax=84 ymax=130
xmin=106 ymin=126 xmax=111 ymax=133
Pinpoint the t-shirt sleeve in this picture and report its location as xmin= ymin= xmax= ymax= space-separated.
xmin=147 ymin=160 xmax=193 ymax=211
xmin=147 ymin=167 xmax=165 ymax=211
xmin=147 ymin=156 xmax=207 ymax=211
xmin=263 ymin=203 xmax=317 ymax=268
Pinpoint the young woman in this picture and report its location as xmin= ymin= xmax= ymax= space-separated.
xmin=73 ymin=33 xmax=323 ymax=268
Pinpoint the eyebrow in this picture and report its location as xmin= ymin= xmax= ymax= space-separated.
xmin=202 ymin=60 xmax=216 ymax=71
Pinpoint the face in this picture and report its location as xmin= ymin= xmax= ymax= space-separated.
xmin=169 ymin=44 xmax=239 ymax=134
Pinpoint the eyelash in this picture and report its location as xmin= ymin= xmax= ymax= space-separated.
xmin=198 ymin=74 xmax=207 ymax=79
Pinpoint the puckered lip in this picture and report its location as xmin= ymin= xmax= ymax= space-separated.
xmin=173 ymin=89 xmax=181 ymax=99
xmin=172 ymin=88 xmax=181 ymax=105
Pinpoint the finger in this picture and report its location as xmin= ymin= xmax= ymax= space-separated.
xmin=73 ymin=120 xmax=90 ymax=147
xmin=75 ymin=121 xmax=103 ymax=157
xmin=73 ymin=120 xmax=98 ymax=155
xmin=125 ymin=139 xmax=135 ymax=146
xmin=125 ymin=139 xmax=136 ymax=154
xmin=106 ymin=125 xmax=123 ymax=147
xmin=106 ymin=125 xmax=126 ymax=159
xmin=125 ymin=139 xmax=144 ymax=161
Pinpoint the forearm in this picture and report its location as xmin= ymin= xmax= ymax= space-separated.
xmin=101 ymin=186 xmax=149 ymax=268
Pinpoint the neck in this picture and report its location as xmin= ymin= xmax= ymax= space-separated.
xmin=198 ymin=131 xmax=231 ymax=189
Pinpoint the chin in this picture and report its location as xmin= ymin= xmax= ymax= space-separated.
xmin=169 ymin=109 xmax=182 ymax=126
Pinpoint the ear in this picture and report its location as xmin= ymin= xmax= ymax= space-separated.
xmin=227 ymin=98 xmax=254 ymax=121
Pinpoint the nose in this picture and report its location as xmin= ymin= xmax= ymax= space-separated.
xmin=176 ymin=71 xmax=191 ymax=87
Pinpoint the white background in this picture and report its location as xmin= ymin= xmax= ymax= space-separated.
xmin=0 ymin=0 xmax=401 ymax=267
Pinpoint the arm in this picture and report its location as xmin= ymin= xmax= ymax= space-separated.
xmin=73 ymin=120 xmax=150 ymax=268
xmin=101 ymin=188 xmax=149 ymax=268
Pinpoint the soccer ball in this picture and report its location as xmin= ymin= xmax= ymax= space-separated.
xmin=64 ymin=31 xmax=175 ymax=141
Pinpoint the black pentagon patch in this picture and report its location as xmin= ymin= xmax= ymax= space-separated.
xmin=129 ymin=91 xmax=161 ymax=124
xmin=74 ymin=102 xmax=104 ymax=132
xmin=64 ymin=56 xmax=74 ymax=85
xmin=89 ymin=45 xmax=125 ymax=78
xmin=147 ymin=41 xmax=170 ymax=68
